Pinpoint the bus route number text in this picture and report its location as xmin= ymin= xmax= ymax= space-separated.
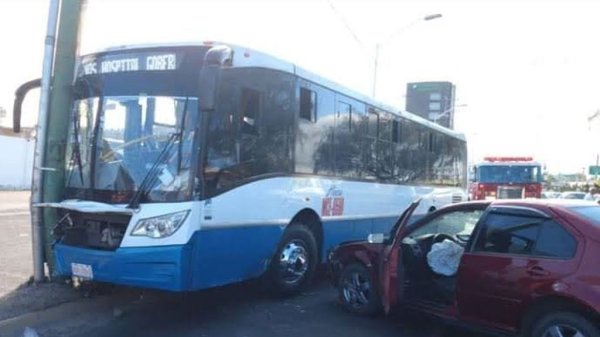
xmin=322 ymin=186 xmax=344 ymax=217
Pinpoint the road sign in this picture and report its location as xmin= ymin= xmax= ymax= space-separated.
xmin=589 ymin=166 xmax=600 ymax=175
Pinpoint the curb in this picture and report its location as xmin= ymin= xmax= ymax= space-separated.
xmin=0 ymin=209 xmax=29 ymax=216
xmin=0 ymin=296 xmax=112 ymax=337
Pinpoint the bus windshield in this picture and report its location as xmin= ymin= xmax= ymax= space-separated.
xmin=477 ymin=165 xmax=542 ymax=184
xmin=65 ymin=94 xmax=199 ymax=203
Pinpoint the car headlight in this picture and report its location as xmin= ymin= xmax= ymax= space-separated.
xmin=131 ymin=210 xmax=189 ymax=238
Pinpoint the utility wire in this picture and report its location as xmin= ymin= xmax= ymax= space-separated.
xmin=326 ymin=0 xmax=367 ymax=52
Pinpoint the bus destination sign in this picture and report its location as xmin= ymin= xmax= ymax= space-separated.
xmin=78 ymin=52 xmax=179 ymax=77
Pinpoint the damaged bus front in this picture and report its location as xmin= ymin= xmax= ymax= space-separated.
xmin=41 ymin=44 xmax=229 ymax=291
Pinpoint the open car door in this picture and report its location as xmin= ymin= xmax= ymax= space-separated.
xmin=380 ymin=199 xmax=421 ymax=313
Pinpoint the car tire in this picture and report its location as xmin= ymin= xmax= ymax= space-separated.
xmin=531 ymin=311 xmax=600 ymax=337
xmin=338 ymin=263 xmax=380 ymax=316
xmin=267 ymin=224 xmax=318 ymax=296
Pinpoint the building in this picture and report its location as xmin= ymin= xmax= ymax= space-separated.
xmin=0 ymin=126 xmax=35 ymax=189
xmin=405 ymin=81 xmax=456 ymax=129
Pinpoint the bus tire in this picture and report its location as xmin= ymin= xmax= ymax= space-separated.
xmin=267 ymin=224 xmax=318 ymax=296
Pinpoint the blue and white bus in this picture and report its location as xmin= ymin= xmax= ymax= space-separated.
xmin=35 ymin=42 xmax=467 ymax=294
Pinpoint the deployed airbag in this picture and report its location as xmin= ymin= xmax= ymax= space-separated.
xmin=427 ymin=239 xmax=464 ymax=276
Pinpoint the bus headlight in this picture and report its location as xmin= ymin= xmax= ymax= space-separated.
xmin=131 ymin=210 xmax=189 ymax=238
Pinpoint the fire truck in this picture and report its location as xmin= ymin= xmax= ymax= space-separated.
xmin=468 ymin=157 xmax=543 ymax=200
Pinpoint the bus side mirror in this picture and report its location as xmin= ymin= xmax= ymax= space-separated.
xmin=198 ymin=45 xmax=233 ymax=112
xmin=198 ymin=66 xmax=219 ymax=111
xmin=13 ymin=78 xmax=41 ymax=133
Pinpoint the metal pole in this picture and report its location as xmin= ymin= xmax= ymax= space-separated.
xmin=370 ymin=14 xmax=442 ymax=100
xmin=43 ymin=0 xmax=83 ymax=276
xmin=31 ymin=0 xmax=60 ymax=283
xmin=372 ymin=43 xmax=380 ymax=98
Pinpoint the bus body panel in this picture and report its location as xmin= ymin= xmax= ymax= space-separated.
xmin=53 ymin=176 xmax=466 ymax=290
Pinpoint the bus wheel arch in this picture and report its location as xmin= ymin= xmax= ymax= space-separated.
xmin=289 ymin=208 xmax=323 ymax=257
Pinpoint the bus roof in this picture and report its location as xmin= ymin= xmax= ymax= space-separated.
xmin=86 ymin=41 xmax=465 ymax=140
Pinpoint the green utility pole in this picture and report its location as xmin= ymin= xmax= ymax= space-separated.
xmin=42 ymin=0 xmax=83 ymax=276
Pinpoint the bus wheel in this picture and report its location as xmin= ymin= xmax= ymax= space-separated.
xmin=268 ymin=224 xmax=318 ymax=296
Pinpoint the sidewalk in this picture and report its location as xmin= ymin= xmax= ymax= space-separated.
xmin=0 ymin=190 xmax=32 ymax=297
xmin=0 ymin=190 xmax=30 ymax=214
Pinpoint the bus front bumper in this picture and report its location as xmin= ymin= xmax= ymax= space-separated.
xmin=54 ymin=243 xmax=193 ymax=291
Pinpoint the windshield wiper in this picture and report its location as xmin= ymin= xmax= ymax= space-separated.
xmin=72 ymin=110 xmax=85 ymax=185
xmin=127 ymin=131 xmax=181 ymax=209
xmin=176 ymin=97 xmax=189 ymax=174
xmin=66 ymin=107 xmax=84 ymax=186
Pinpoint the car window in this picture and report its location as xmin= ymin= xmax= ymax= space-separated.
xmin=569 ymin=206 xmax=600 ymax=227
xmin=474 ymin=211 xmax=576 ymax=258
xmin=534 ymin=220 xmax=577 ymax=258
xmin=474 ymin=212 xmax=544 ymax=255
xmin=410 ymin=209 xmax=484 ymax=238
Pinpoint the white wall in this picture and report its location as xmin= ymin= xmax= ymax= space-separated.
xmin=0 ymin=135 xmax=34 ymax=189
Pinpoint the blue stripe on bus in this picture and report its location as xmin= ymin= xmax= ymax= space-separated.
xmin=53 ymin=215 xmax=411 ymax=291
xmin=54 ymin=243 xmax=194 ymax=291
xmin=189 ymin=225 xmax=284 ymax=289
xmin=53 ymin=224 xmax=284 ymax=291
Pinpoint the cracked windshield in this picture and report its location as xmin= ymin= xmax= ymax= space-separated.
xmin=0 ymin=1 xmax=599 ymax=337
xmin=66 ymin=95 xmax=198 ymax=202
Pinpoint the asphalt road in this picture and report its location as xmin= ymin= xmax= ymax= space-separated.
xmin=0 ymin=191 xmax=486 ymax=337
xmin=32 ymin=279 xmax=472 ymax=337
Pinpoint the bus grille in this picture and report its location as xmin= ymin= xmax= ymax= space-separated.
xmin=59 ymin=211 xmax=131 ymax=251
xmin=497 ymin=186 xmax=524 ymax=199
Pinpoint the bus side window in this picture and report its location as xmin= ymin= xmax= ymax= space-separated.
xmin=365 ymin=109 xmax=379 ymax=177
xmin=392 ymin=120 xmax=400 ymax=143
xmin=300 ymin=88 xmax=317 ymax=122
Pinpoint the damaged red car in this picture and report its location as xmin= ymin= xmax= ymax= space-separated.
xmin=329 ymin=199 xmax=600 ymax=337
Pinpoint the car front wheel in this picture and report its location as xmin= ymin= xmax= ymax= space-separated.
xmin=338 ymin=263 xmax=380 ymax=316
xmin=531 ymin=311 xmax=600 ymax=337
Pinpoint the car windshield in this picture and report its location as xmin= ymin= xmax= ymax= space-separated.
xmin=65 ymin=95 xmax=199 ymax=202
xmin=569 ymin=206 xmax=600 ymax=227
xmin=410 ymin=209 xmax=484 ymax=238
xmin=478 ymin=165 xmax=542 ymax=184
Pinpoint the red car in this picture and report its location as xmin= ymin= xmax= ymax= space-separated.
xmin=329 ymin=199 xmax=600 ymax=337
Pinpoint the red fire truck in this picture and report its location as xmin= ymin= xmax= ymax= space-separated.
xmin=468 ymin=157 xmax=543 ymax=200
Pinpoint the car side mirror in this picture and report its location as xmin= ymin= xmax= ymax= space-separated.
xmin=367 ymin=233 xmax=386 ymax=244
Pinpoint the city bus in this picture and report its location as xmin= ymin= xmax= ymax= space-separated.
xmin=15 ymin=42 xmax=467 ymax=294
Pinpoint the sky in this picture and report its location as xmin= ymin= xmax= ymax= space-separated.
xmin=1 ymin=0 xmax=599 ymax=174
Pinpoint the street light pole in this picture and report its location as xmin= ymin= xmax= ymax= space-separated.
xmin=372 ymin=43 xmax=381 ymax=98
xmin=371 ymin=13 xmax=442 ymax=98
xmin=588 ymin=110 xmax=600 ymax=181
